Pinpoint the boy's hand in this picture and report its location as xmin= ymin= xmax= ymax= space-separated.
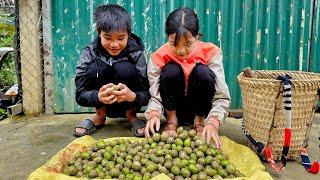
xmin=112 ymin=83 xmax=136 ymax=103
xmin=145 ymin=116 xmax=161 ymax=137
xmin=98 ymin=83 xmax=117 ymax=104
xmin=201 ymin=117 xmax=221 ymax=149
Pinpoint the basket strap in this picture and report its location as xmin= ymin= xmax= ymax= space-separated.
xmin=299 ymin=90 xmax=320 ymax=174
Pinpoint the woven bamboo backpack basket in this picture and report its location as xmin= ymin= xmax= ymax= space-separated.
xmin=237 ymin=70 xmax=320 ymax=160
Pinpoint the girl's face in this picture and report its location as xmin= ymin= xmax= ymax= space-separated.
xmin=100 ymin=30 xmax=128 ymax=56
xmin=168 ymin=31 xmax=197 ymax=59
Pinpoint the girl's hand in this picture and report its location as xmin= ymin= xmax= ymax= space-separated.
xmin=98 ymin=83 xmax=117 ymax=104
xmin=145 ymin=116 xmax=161 ymax=137
xmin=112 ymin=83 xmax=136 ymax=103
xmin=201 ymin=117 xmax=221 ymax=149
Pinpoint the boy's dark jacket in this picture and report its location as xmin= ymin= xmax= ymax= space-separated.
xmin=75 ymin=33 xmax=150 ymax=108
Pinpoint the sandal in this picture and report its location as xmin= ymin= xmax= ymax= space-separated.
xmin=73 ymin=119 xmax=104 ymax=137
xmin=130 ymin=119 xmax=146 ymax=137
xmin=163 ymin=120 xmax=178 ymax=132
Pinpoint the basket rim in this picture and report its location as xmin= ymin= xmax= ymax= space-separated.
xmin=237 ymin=70 xmax=320 ymax=82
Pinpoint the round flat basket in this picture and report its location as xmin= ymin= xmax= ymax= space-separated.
xmin=237 ymin=70 xmax=320 ymax=160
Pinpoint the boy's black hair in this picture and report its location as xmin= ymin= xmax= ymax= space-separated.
xmin=165 ymin=7 xmax=201 ymax=46
xmin=94 ymin=4 xmax=131 ymax=34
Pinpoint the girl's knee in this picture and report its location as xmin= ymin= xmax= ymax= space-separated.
xmin=192 ymin=64 xmax=215 ymax=83
xmin=161 ymin=62 xmax=183 ymax=80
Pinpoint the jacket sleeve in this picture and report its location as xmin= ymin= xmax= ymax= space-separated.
xmin=144 ymin=57 xmax=163 ymax=120
xmin=205 ymin=52 xmax=231 ymax=124
xmin=75 ymin=47 xmax=102 ymax=107
xmin=131 ymin=51 xmax=151 ymax=107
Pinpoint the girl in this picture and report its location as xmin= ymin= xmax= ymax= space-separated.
xmin=144 ymin=7 xmax=230 ymax=148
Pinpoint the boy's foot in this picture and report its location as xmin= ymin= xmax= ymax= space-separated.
xmin=129 ymin=119 xmax=146 ymax=137
xmin=163 ymin=120 xmax=178 ymax=137
xmin=73 ymin=117 xmax=105 ymax=137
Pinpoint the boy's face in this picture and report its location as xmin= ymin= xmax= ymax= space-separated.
xmin=168 ymin=31 xmax=197 ymax=59
xmin=99 ymin=30 xmax=129 ymax=56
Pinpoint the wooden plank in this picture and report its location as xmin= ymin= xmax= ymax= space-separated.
xmin=42 ymin=0 xmax=54 ymax=114
xmin=19 ymin=0 xmax=43 ymax=115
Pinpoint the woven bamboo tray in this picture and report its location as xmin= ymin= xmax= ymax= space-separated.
xmin=237 ymin=70 xmax=320 ymax=160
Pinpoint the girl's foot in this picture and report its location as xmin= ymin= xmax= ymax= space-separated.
xmin=163 ymin=119 xmax=178 ymax=137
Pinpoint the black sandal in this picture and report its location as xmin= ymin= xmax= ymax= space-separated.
xmin=73 ymin=119 xmax=97 ymax=137
xmin=130 ymin=119 xmax=146 ymax=137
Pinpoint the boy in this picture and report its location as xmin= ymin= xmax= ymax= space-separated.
xmin=74 ymin=4 xmax=150 ymax=137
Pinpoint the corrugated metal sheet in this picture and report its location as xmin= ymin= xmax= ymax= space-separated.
xmin=51 ymin=0 xmax=318 ymax=112
xmin=311 ymin=0 xmax=320 ymax=73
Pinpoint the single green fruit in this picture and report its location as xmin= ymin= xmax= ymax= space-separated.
xmin=188 ymin=129 xmax=197 ymax=138
xmin=226 ymin=164 xmax=236 ymax=174
xmin=171 ymin=165 xmax=180 ymax=175
xmin=109 ymin=168 xmax=121 ymax=177
xmin=81 ymin=152 xmax=90 ymax=160
xmin=177 ymin=127 xmax=184 ymax=134
xmin=184 ymin=147 xmax=193 ymax=155
xmin=146 ymin=163 xmax=157 ymax=173
xmin=179 ymin=132 xmax=188 ymax=140
xmin=164 ymin=160 xmax=173 ymax=169
xmin=196 ymin=151 xmax=205 ymax=158
xmin=181 ymin=168 xmax=191 ymax=178
xmin=112 ymin=85 xmax=119 ymax=91
xmin=188 ymin=164 xmax=198 ymax=174
xmin=184 ymin=138 xmax=191 ymax=147
xmin=88 ymin=169 xmax=98 ymax=178
xmin=205 ymin=166 xmax=217 ymax=177
xmin=152 ymin=133 xmax=161 ymax=142
xmin=197 ymin=157 xmax=206 ymax=165
xmin=166 ymin=136 xmax=175 ymax=144
xmin=143 ymin=172 xmax=151 ymax=180
xmin=97 ymin=139 xmax=106 ymax=149
xmin=198 ymin=172 xmax=207 ymax=180
xmin=205 ymin=156 xmax=213 ymax=165
xmin=220 ymin=159 xmax=230 ymax=167
xmin=218 ymin=169 xmax=228 ymax=178
xmin=196 ymin=164 xmax=204 ymax=172
xmin=132 ymin=161 xmax=142 ymax=172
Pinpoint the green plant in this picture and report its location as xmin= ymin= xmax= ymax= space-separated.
xmin=0 ymin=108 xmax=6 ymax=118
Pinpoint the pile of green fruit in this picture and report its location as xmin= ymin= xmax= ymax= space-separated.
xmin=63 ymin=127 xmax=244 ymax=179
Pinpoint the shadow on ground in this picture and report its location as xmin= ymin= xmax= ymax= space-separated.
xmin=0 ymin=113 xmax=319 ymax=180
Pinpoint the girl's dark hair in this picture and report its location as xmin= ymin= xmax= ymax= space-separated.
xmin=94 ymin=4 xmax=131 ymax=34
xmin=165 ymin=7 xmax=200 ymax=46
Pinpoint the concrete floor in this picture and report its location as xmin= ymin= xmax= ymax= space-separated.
xmin=0 ymin=113 xmax=319 ymax=180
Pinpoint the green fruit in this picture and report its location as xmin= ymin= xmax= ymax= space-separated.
xmin=195 ymin=139 xmax=205 ymax=147
xmin=184 ymin=138 xmax=191 ymax=147
xmin=115 ymin=164 xmax=123 ymax=170
xmin=121 ymin=167 xmax=130 ymax=175
xmin=198 ymin=172 xmax=207 ymax=180
xmin=98 ymin=171 xmax=105 ymax=179
xmin=106 ymin=161 xmax=115 ymax=170
xmin=81 ymin=152 xmax=90 ymax=160
xmin=143 ymin=172 xmax=151 ymax=180
xmin=109 ymin=168 xmax=121 ymax=177
xmin=181 ymin=168 xmax=191 ymax=178
xmin=175 ymin=138 xmax=184 ymax=146
xmin=166 ymin=136 xmax=175 ymax=144
xmin=215 ymin=153 xmax=224 ymax=161
xmin=205 ymin=156 xmax=213 ymax=165
xmin=151 ymin=171 xmax=160 ymax=177
xmin=112 ymin=85 xmax=119 ymax=91
xmin=140 ymin=167 xmax=147 ymax=174
xmin=217 ymin=169 xmax=228 ymax=178
xmin=156 ymin=149 xmax=164 ymax=156
xmin=171 ymin=165 xmax=180 ymax=175
xmin=132 ymin=161 xmax=142 ymax=172
xmin=175 ymin=175 xmax=184 ymax=180
xmin=189 ymin=153 xmax=197 ymax=160
xmin=198 ymin=145 xmax=207 ymax=153
xmin=167 ymin=173 xmax=175 ymax=179
xmin=176 ymin=145 xmax=183 ymax=152
xmin=165 ymin=154 xmax=173 ymax=161
xmin=197 ymin=157 xmax=206 ymax=165
xmin=150 ymin=142 xmax=157 ymax=149
xmin=226 ymin=164 xmax=236 ymax=174
xmin=126 ymin=173 xmax=134 ymax=180
xmin=133 ymin=155 xmax=141 ymax=162
xmin=97 ymin=139 xmax=106 ymax=149
xmin=147 ymin=137 xmax=154 ymax=144
xmin=119 ymin=174 xmax=126 ymax=179
xmin=65 ymin=165 xmax=78 ymax=176
xmin=116 ymin=157 xmax=125 ymax=164
xmin=196 ymin=164 xmax=204 ymax=172
xmin=124 ymin=160 xmax=133 ymax=169
xmin=161 ymin=131 xmax=169 ymax=141
xmin=177 ymin=127 xmax=184 ymax=134
xmin=171 ymin=149 xmax=178 ymax=157
xmin=158 ymin=165 xmax=168 ymax=174
xmin=220 ymin=159 xmax=230 ymax=167
xmin=152 ymin=133 xmax=161 ymax=142
xmin=179 ymin=151 xmax=188 ymax=160
xmin=146 ymin=163 xmax=157 ymax=173
xmin=191 ymin=174 xmax=198 ymax=180
xmin=205 ymin=166 xmax=217 ymax=177
xmin=183 ymin=147 xmax=192 ymax=155
xmin=88 ymin=169 xmax=98 ymax=178
xmin=141 ymin=157 xmax=148 ymax=165
xmin=177 ymin=160 xmax=187 ymax=168
xmin=179 ymin=132 xmax=188 ymax=140
xmin=196 ymin=151 xmax=204 ymax=158
xmin=188 ymin=164 xmax=198 ymax=174
xmin=126 ymin=154 xmax=133 ymax=161
xmin=211 ymin=161 xmax=220 ymax=169
xmin=187 ymin=159 xmax=196 ymax=165
xmin=188 ymin=129 xmax=197 ymax=138
xmin=133 ymin=174 xmax=143 ymax=180
xmin=164 ymin=160 xmax=173 ymax=169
